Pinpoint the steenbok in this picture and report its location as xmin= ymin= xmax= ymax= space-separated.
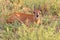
xmin=6 ymin=10 xmax=41 ymax=26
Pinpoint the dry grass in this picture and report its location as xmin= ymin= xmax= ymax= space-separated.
xmin=0 ymin=0 xmax=60 ymax=40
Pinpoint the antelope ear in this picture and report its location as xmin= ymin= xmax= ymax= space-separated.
xmin=39 ymin=11 xmax=41 ymax=13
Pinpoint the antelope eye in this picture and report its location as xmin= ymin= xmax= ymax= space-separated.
xmin=33 ymin=11 xmax=35 ymax=14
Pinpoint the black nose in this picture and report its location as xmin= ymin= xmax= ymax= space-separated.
xmin=36 ymin=15 xmax=39 ymax=17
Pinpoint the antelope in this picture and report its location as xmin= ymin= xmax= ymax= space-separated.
xmin=6 ymin=10 xmax=41 ymax=26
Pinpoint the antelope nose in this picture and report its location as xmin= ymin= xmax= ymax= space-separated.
xmin=37 ymin=15 xmax=39 ymax=17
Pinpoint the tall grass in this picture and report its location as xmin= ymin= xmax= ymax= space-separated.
xmin=0 ymin=0 xmax=60 ymax=40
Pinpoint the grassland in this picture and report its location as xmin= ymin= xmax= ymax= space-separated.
xmin=0 ymin=0 xmax=60 ymax=40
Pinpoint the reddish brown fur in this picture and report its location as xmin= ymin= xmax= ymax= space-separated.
xmin=6 ymin=10 xmax=41 ymax=26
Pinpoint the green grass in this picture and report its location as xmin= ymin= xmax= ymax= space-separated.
xmin=0 ymin=20 xmax=60 ymax=40
xmin=0 ymin=0 xmax=60 ymax=40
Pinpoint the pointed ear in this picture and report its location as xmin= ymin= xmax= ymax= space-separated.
xmin=39 ymin=11 xmax=41 ymax=13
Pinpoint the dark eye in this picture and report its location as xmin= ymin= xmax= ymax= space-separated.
xmin=33 ymin=11 xmax=35 ymax=13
